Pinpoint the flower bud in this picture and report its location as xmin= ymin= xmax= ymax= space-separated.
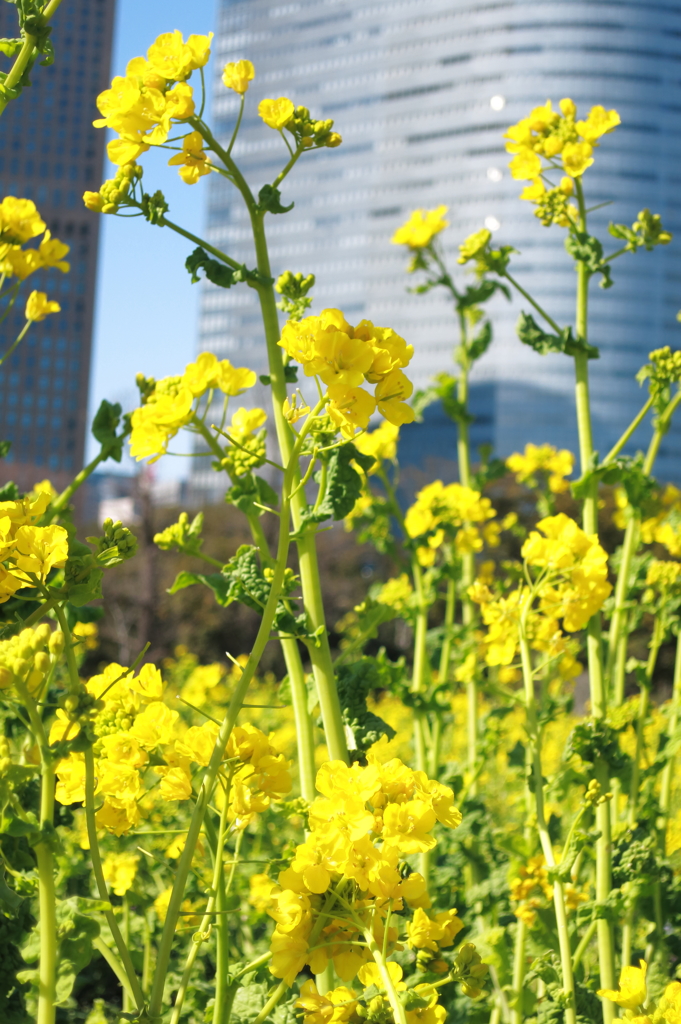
xmin=18 ymin=643 xmax=33 ymax=662
xmin=49 ymin=631 xmax=65 ymax=655
xmin=12 ymin=658 xmax=29 ymax=678
xmin=26 ymin=669 xmax=44 ymax=693
xmin=33 ymin=624 xmax=51 ymax=648
xmin=0 ymin=666 xmax=13 ymax=689
xmin=34 ymin=651 xmax=50 ymax=674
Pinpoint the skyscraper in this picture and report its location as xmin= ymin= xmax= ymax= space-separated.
xmin=196 ymin=0 xmax=681 ymax=488
xmin=0 ymin=0 xmax=116 ymax=492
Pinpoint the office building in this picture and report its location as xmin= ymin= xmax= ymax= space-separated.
xmin=0 ymin=0 xmax=115 ymax=492
xmin=195 ymin=0 xmax=681 ymax=490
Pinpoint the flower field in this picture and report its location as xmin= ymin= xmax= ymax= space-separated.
xmin=0 ymin=13 xmax=680 ymax=1024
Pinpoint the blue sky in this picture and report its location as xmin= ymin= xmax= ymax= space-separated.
xmin=87 ymin=0 xmax=217 ymax=477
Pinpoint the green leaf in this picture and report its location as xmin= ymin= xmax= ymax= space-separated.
xmin=467 ymin=320 xmax=493 ymax=362
xmin=336 ymin=657 xmax=397 ymax=761
xmin=565 ymin=231 xmax=613 ymax=289
xmin=0 ymin=479 xmax=18 ymax=500
xmin=141 ymin=189 xmax=169 ymax=225
xmin=0 ymin=39 xmax=23 ymax=58
xmin=91 ymin=399 xmax=124 ymax=462
xmin=257 ymin=183 xmax=294 ymax=214
xmin=0 ymin=440 xmax=12 ymax=460
xmin=516 ymin=311 xmax=599 ymax=359
xmin=66 ymin=568 xmax=104 ymax=607
xmin=302 ymin=442 xmax=373 ymax=525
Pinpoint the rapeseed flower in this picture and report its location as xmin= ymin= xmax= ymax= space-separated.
xmin=598 ymin=961 xmax=647 ymax=1011
xmin=258 ymin=97 xmax=295 ymax=130
xmin=222 ymin=59 xmax=255 ymax=94
xmin=25 ymin=291 xmax=60 ymax=322
xmin=391 ymin=206 xmax=449 ymax=249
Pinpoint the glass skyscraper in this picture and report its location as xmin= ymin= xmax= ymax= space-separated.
xmin=196 ymin=0 xmax=681 ymax=488
xmin=0 ymin=0 xmax=115 ymax=492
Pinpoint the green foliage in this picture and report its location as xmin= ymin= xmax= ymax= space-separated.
xmin=19 ymin=897 xmax=103 ymax=1006
xmin=301 ymin=442 xmax=374 ymax=527
xmin=91 ymin=399 xmax=126 ymax=463
xmin=335 ymin=657 xmax=397 ymax=761
xmin=516 ymin=311 xmax=599 ymax=359
xmin=565 ymin=231 xmax=613 ymax=288
xmin=257 ymin=184 xmax=294 ymax=215
xmin=185 ymin=246 xmax=259 ymax=289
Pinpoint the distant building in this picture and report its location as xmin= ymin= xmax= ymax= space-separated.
xmin=195 ymin=0 xmax=681 ymax=491
xmin=0 ymin=0 xmax=116 ymax=492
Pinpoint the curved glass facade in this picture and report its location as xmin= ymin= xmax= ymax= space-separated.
xmin=197 ymin=0 xmax=681 ymax=487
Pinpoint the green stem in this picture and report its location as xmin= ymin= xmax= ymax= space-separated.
xmin=0 ymin=318 xmax=31 ymax=368
xmin=363 ymin=927 xmax=408 ymax=1024
xmin=628 ymin=619 xmax=662 ymax=827
xmin=249 ymin=209 xmax=349 ymax=764
xmin=602 ymin=397 xmax=654 ymax=465
xmin=659 ymin=627 xmax=681 ymax=839
xmin=518 ymin=620 xmax=576 ymax=1024
xmin=51 ymin=431 xmax=129 ymax=514
xmin=93 ymin=936 xmax=136 ymax=1006
xmin=147 ymin=403 xmax=310 ymax=1020
xmin=252 ymin=980 xmax=289 ymax=1024
xmin=606 ymin=517 xmax=639 ymax=698
xmin=572 ymin=919 xmax=598 ymax=972
xmin=502 ymin=270 xmax=563 ymax=335
xmin=191 ymin=414 xmax=317 ymax=798
xmin=83 ymin=748 xmax=145 ymax=1013
xmin=0 ymin=0 xmax=64 ymax=117
xmin=17 ymin=683 xmax=57 ymax=1024
xmin=510 ymin=918 xmax=527 ymax=1024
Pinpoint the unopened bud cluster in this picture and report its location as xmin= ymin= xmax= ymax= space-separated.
xmin=0 ymin=624 xmax=64 ymax=695
xmin=585 ymin=779 xmax=612 ymax=807
xmin=289 ymin=106 xmax=341 ymax=148
xmin=83 ymin=164 xmax=142 ymax=215
xmin=451 ymin=942 xmax=489 ymax=998
xmin=94 ymin=519 xmax=138 ymax=561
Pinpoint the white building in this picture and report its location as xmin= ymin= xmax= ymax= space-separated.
xmin=195 ymin=0 xmax=681 ymax=489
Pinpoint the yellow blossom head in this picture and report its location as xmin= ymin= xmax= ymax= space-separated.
xmin=258 ymin=97 xmax=295 ymax=130
xmin=391 ymin=206 xmax=449 ymax=248
xmin=222 ymin=59 xmax=255 ymax=94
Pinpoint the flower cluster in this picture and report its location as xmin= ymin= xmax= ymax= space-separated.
xmin=521 ymin=513 xmax=612 ymax=631
xmin=391 ymin=206 xmax=449 ymax=249
xmin=173 ymin=719 xmax=292 ymax=827
xmin=279 ymin=309 xmax=415 ymax=438
xmin=0 ymin=623 xmax=64 ymax=694
xmin=470 ymin=514 xmax=609 ymax=669
xmin=0 ymin=196 xmax=69 ymax=284
xmin=262 ymin=755 xmax=462 ymax=985
xmin=258 ymin=98 xmax=341 ymax=148
xmin=53 ymin=657 xmax=291 ymax=835
xmin=404 ymin=481 xmax=497 ymax=566
xmin=509 ymin=855 xmax=554 ymax=926
xmin=640 ymin=485 xmax=681 ymax=556
xmin=0 ymin=491 xmax=69 ymax=602
xmin=506 ymin=444 xmax=574 ymax=494
xmin=84 ymin=164 xmax=140 ymax=214
xmin=221 ymin=406 xmax=268 ymax=477
xmin=505 ymin=99 xmax=620 ymax=223
xmin=130 ymin=351 xmax=256 ymax=462
xmin=92 ymin=30 xmax=212 ymax=166
xmin=352 ymin=421 xmax=400 ymax=472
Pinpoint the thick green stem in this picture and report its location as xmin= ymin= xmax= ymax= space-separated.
xmin=249 ymin=210 xmax=349 ymax=764
xmin=510 ymin=918 xmax=527 ymax=1024
xmin=192 ymin=414 xmax=319 ymax=797
xmin=19 ymin=684 xmax=57 ymax=1024
xmin=456 ymin=356 xmax=478 ymax=792
xmin=363 ymin=927 xmax=408 ymax=1024
xmin=0 ymin=0 xmax=64 ymax=117
xmin=659 ymin=628 xmax=681 ymax=838
xmin=252 ymin=980 xmax=289 ymax=1024
xmin=284 ymin=636 xmax=317 ymax=802
xmin=606 ymin=518 xmax=639 ymax=697
xmin=148 ymin=400 xmax=311 ymax=1019
xmin=602 ymin=397 xmax=654 ymax=466
xmin=519 ymin=623 xmax=576 ymax=1024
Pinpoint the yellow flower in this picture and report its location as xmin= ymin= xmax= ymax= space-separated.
xmin=375 ymin=574 xmax=413 ymax=612
xmin=0 ymin=246 xmax=43 ymax=280
xmin=98 ymin=732 xmax=148 ymax=769
xmin=96 ymin=797 xmax=140 ymax=835
xmin=358 ymin=961 xmax=405 ymax=991
xmin=576 ymin=105 xmax=620 ymax=144
xmin=130 ymin=701 xmax=180 ymax=748
xmin=520 ymin=179 xmax=545 ymax=202
xmin=559 ymin=98 xmax=576 ymax=118
xmin=55 ymin=753 xmax=86 ymax=805
xmin=506 ymin=443 xmax=574 ymax=493
xmin=12 ymin=524 xmax=69 ymax=579
xmin=374 ymin=370 xmax=415 ymax=426
xmin=129 ymin=384 xmax=195 ymax=463
xmin=175 ymin=721 xmax=219 ymax=766
xmin=598 ymin=960 xmax=647 ymax=1011
xmin=509 ymin=149 xmax=542 ymax=181
xmin=0 ymin=196 xmax=46 ymax=243
xmin=297 ymin=981 xmax=358 ymax=1024
xmin=327 ymin=387 xmax=376 ymax=439
xmin=249 ymin=873 xmax=278 ymax=913
xmin=167 ymin=130 xmax=212 ymax=184
xmin=457 ymin=228 xmax=491 ymax=264
xmin=222 ymin=59 xmax=255 ymax=94
xmin=258 ymin=97 xmax=295 ymax=130
xmin=158 ymin=765 xmax=193 ymax=801
xmin=659 ymin=981 xmax=681 ymax=1024
xmin=562 ymin=141 xmax=593 ymax=177
xmin=102 ymin=852 xmax=139 ymax=896
xmin=391 ymin=206 xmax=449 ymax=248
xmin=283 ymin=393 xmax=310 ymax=424
xmin=25 ymin=290 xmax=60 ymax=322
xmin=146 ymin=30 xmax=213 ymax=82
xmin=38 ymin=230 xmax=70 ymax=272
